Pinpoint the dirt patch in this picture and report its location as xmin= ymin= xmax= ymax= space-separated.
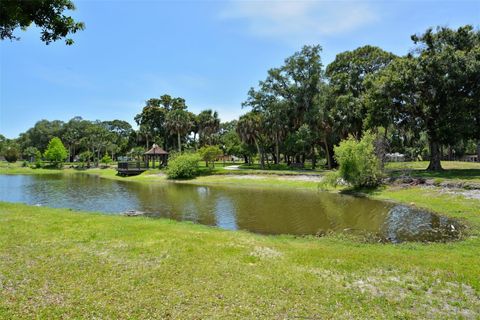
xmin=250 ymin=246 xmax=282 ymax=259
xmin=225 ymin=174 xmax=323 ymax=182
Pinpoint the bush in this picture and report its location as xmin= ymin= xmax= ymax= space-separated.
xmin=4 ymin=146 xmax=19 ymax=163
xmin=318 ymin=171 xmax=341 ymax=190
xmin=34 ymin=150 xmax=43 ymax=168
xmin=166 ymin=153 xmax=200 ymax=179
xmin=100 ymin=154 xmax=113 ymax=165
xmin=334 ymin=132 xmax=382 ymax=188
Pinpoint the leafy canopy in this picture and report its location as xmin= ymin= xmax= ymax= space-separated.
xmin=44 ymin=137 xmax=68 ymax=167
xmin=0 ymin=0 xmax=85 ymax=45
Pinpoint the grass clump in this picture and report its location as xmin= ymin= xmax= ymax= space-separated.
xmin=166 ymin=153 xmax=200 ymax=179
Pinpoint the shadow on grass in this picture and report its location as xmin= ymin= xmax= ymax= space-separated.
xmin=339 ymin=185 xmax=386 ymax=197
xmin=389 ymin=169 xmax=480 ymax=180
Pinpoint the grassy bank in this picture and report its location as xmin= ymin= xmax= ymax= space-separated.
xmin=0 ymin=202 xmax=479 ymax=319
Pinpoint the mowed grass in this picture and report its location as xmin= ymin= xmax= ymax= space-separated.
xmin=3 ymin=160 xmax=480 ymax=184
xmin=386 ymin=161 xmax=480 ymax=182
xmin=1 ymin=198 xmax=479 ymax=319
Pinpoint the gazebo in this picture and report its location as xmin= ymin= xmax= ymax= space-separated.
xmin=145 ymin=144 xmax=169 ymax=168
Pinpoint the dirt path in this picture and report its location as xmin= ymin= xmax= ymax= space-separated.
xmin=220 ymin=174 xmax=324 ymax=182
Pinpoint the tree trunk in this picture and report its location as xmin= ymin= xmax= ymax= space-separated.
xmin=254 ymin=140 xmax=264 ymax=169
xmin=275 ymin=134 xmax=280 ymax=165
xmin=177 ymin=132 xmax=181 ymax=152
xmin=427 ymin=140 xmax=443 ymax=171
xmin=311 ymin=144 xmax=317 ymax=169
xmin=323 ymin=139 xmax=337 ymax=169
xmin=477 ymin=140 xmax=480 ymax=163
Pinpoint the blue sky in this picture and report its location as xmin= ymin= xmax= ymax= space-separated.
xmin=1 ymin=0 xmax=479 ymax=138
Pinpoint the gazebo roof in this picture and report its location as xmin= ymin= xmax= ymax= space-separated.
xmin=145 ymin=144 xmax=169 ymax=155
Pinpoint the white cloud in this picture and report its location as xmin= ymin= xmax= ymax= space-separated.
xmin=219 ymin=0 xmax=378 ymax=43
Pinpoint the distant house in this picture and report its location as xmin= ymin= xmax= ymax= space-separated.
xmin=385 ymin=153 xmax=405 ymax=162
xmin=216 ymin=155 xmax=241 ymax=162
xmin=461 ymin=154 xmax=478 ymax=162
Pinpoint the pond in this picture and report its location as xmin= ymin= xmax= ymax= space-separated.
xmin=0 ymin=174 xmax=463 ymax=243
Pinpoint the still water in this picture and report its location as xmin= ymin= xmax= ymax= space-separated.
xmin=0 ymin=174 xmax=462 ymax=242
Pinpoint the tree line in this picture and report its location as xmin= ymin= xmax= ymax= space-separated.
xmin=1 ymin=25 xmax=478 ymax=171
xmin=239 ymin=25 xmax=479 ymax=171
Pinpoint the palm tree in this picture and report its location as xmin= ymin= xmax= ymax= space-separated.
xmin=237 ymin=112 xmax=265 ymax=168
xmin=166 ymin=109 xmax=191 ymax=152
xmin=198 ymin=109 xmax=220 ymax=146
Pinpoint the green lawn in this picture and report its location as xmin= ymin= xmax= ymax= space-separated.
xmin=386 ymin=161 xmax=480 ymax=183
xmin=0 ymin=200 xmax=479 ymax=319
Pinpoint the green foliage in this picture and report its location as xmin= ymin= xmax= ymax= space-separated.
xmin=4 ymin=143 xmax=20 ymax=163
xmin=197 ymin=109 xmax=220 ymax=147
xmin=242 ymin=45 xmax=324 ymax=168
xmin=326 ymin=45 xmax=396 ymax=137
xmin=366 ymin=25 xmax=480 ymax=171
xmin=166 ymin=109 xmax=191 ymax=152
xmin=78 ymin=151 xmax=93 ymax=168
xmin=44 ymin=137 xmax=68 ymax=168
xmin=166 ymin=153 xmax=200 ymax=179
xmin=318 ymin=171 xmax=341 ymax=190
xmin=198 ymin=145 xmax=223 ymax=168
xmin=334 ymin=132 xmax=382 ymax=188
xmin=0 ymin=0 xmax=85 ymax=45
xmin=134 ymin=95 xmax=190 ymax=151
xmin=128 ymin=147 xmax=145 ymax=160
xmin=100 ymin=154 xmax=113 ymax=165
xmin=23 ymin=146 xmax=39 ymax=162
xmin=33 ymin=150 xmax=43 ymax=168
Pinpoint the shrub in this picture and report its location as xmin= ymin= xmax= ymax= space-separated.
xmin=318 ymin=171 xmax=341 ymax=190
xmin=33 ymin=150 xmax=43 ymax=168
xmin=166 ymin=153 xmax=200 ymax=179
xmin=334 ymin=132 xmax=382 ymax=188
xmin=44 ymin=137 xmax=68 ymax=168
xmin=100 ymin=154 xmax=113 ymax=165
xmin=4 ymin=145 xmax=19 ymax=163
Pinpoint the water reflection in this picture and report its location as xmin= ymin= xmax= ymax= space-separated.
xmin=0 ymin=174 xmax=463 ymax=242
